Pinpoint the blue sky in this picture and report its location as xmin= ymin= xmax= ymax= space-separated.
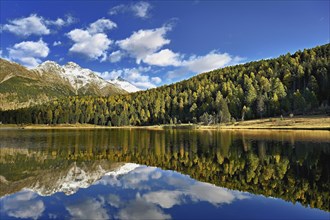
xmin=1 ymin=1 xmax=329 ymax=89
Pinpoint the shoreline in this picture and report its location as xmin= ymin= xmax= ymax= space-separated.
xmin=1 ymin=115 xmax=329 ymax=131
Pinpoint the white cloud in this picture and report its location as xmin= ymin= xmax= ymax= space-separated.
xmin=117 ymin=26 xmax=171 ymax=64
xmin=44 ymin=15 xmax=76 ymax=27
xmin=87 ymin=18 xmax=117 ymax=34
xmin=182 ymin=51 xmax=240 ymax=73
xmin=67 ymin=18 xmax=116 ymax=60
xmin=109 ymin=50 xmax=124 ymax=63
xmin=67 ymin=29 xmax=111 ymax=59
xmin=8 ymin=39 xmax=49 ymax=67
xmin=167 ymin=51 xmax=243 ymax=79
xmin=144 ymin=49 xmax=181 ymax=66
xmin=53 ymin=41 xmax=62 ymax=46
xmin=117 ymin=197 xmax=170 ymax=220
xmin=2 ymin=14 xmax=50 ymax=37
xmin=44 ymin=18 xmax=65 ymax=27
xmin=151 ymin=77 xmax=162 ymax=84
xmin=66 ymin=198 xmax=109 ymax=220
xmin=189 ymin=182 xmax=238 ymax=206
xmin=143 ymin=191 xmax=183 ymax=209
xmin=94 ymin=165 xmax=249 ymax=219
xmin=101 ymin=70 xmax=122 ymax=80
xmin=2 ymin=190 xmax=45 ymax=220
xmin=109 ymin=1 xmax=151 ymax=18
xmin=109 ymin=5 xmax=125 ymax=15
xmin=100 ymin=53 xmax=107 ymax=62
xmin=151 ymin=171 xmax=162 ymax=179
xmin=135 ymin=167 xmax=250 ymax=209
xmin=2 ymin=14 xmax=76 ymax=37
xmin=131 ymin=1 xmax=152 ymax=18
xmin=143 ymin=182 xmax=249 ymax=209
xmin=106 ymin=194 xmax=122 ymax=208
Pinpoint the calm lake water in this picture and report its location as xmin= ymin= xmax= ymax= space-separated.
xmin=0 ymin=128 xmax=329 ymax=219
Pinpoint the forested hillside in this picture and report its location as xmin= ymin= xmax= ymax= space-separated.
xmin=1 ymin=44 xmax=329 ymax=125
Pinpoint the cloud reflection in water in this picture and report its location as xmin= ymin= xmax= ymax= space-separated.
xmin=1 ymin=164 xmax=249 ymax=220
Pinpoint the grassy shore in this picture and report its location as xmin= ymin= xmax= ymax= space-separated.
xmin=198 ymin=115 xmax=330 ymax=130
xmin=1 ymin=115 xmax=329 ymax=130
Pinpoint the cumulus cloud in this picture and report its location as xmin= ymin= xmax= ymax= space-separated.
xmin=109 ymin=1 xmax=152 ymax=18
xmin=101 ymin=70 xmax=122 ymax=80
xmin=143 ymin=191 xmax=182 ymax=209
xmin=2 ymin=14 xmax=50 ymax=37
xmin=143 ymin=182 xmax=248 ymax=209
xmin=117 ymin=197 xmax=170 ymax=220
xmin=2 ymin=190 xmax=45 ymax=220
xmin=106 ymin=194 xmax=122 ymax=208
xmin=131 ymin=1 xmax=152 ymax=18
xmin=151 ymin=77 xmax=162 ymax=84
xmin=182 ymin=51 xmax=242 ymax=73
xmin=67 ymin=18 xmax=116 ymax=60
xmin=167 ymin=51 xmax=243 ymax=79
xmin=8 ymin=39 xmax=49 ymax=67
xmin=53 ymin=41 xmax=62 ymax=46
xmin=67 ymin=30 xmax=111 ymax=59
xmin=94 ymin=164 xmax=249 ymax=218
xmin=109 ymin=50 xmax=124 ymax=63
xmin=87 ymin=18 xmax=117 ymax=34
xmin=44 ymin=15 xmax=76 ymax=27
xmin=105 ymin=165 xmax=249 ymax=209
xmin=117 ymin=26 xmax=171 ymax=64
xmin=2 ymin=14 xmax=75 ymax=37
xmin=66 ymin=198 xmax=109 ymax=220
xmin=115 ymin=24 xmax=241 ymax=74
xmin=144 ymin=49 xmax=181 ymax=66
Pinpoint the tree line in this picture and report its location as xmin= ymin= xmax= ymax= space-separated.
xmin=1 ymin=44 xmax=329 ymax=125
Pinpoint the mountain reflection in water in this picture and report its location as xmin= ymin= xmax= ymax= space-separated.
xmin=0 ymin=129 xmax=329 ymax=219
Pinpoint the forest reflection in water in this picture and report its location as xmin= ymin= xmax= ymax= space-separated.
xmin=0 ymin=128 xmax=330 ymax=216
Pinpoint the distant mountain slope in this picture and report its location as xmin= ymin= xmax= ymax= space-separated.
xmin=0 ymin=59 xmax=128 ymax=110
xmin=0 ymin=59 xmax=75 ymax=110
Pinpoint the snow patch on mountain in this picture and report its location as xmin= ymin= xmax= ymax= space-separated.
xmin=105 ymin=163 xmax=140 ymax=176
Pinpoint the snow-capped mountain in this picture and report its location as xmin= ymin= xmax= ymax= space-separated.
xmin=0 ymin=159 xmax=140 ymax=197
xmin=0 ymin=58 xmax=137 ymax=110
xmin=28 ymin=163 xmax=140 ymax=196
xmin=35 ymin=61 xmax=128 ymax=94
xmin=108 ymin=77 xmax=141 ymax=93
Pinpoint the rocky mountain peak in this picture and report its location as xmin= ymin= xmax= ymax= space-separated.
xmin=117 ymin=76 xmax=126 ymax=81
xmin=38 ymin=60 xmax=62 ymax=69
xmin=64 ymin=61 xmax=81 ymax=69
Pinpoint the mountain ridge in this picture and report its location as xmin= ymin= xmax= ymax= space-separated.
xmin=0 ymin=59 xmax=139 ymax=110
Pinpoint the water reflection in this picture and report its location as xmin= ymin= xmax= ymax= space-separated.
xmin=0 ymin=129 xmax=330 ymax=219
xmin=2 ymin=163 xmax=329 ymax=220
xmin=2 ymin=191 xmax=45 ymax=220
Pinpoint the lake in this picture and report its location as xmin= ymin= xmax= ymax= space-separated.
xmin=0 ymin=128 xmax=329 ymax=219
